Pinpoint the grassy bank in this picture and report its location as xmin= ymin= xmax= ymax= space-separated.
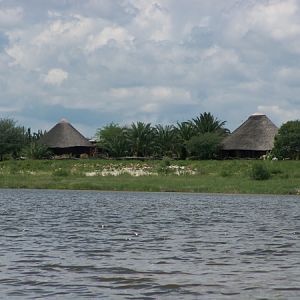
xmin=0 ymin=159 xmax=300 ymax=195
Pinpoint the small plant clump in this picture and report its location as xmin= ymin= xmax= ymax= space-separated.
xmin=52 ymin=168 xmax=70 ymax=177
xmin=250 ymin=163 xmax=271 ymax=180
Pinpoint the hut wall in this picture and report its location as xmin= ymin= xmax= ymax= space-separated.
xmin=222 ymin=149 xmax=267 ymax=159
xmin=50 ymin=146 xmax=94 ymax=157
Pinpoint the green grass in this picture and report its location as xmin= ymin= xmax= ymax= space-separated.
xmin=0 ymin=159 xmax=300 ymax=195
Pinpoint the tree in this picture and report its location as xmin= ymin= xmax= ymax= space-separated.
xmin=96 ymin=123 xmax=129 ymax=157
xmin=174 ymin=121 xmax=195 ymax=159
xmin=127 ymin=122 xmax=155 ymax=157
xmin=0 ymin=118 xmax=26 ymax=160
xmin=24 ymin=128 xmax=45 ymax=143
xmin=273 ymin=120 xmax=300 ymax=159
xmin=154 ymin=124 xmax=178 ymax=158
xmin=185 ymin=112 xmax=229 ymax=159
xmin=191 ymin=112 xmax=228 ymax=135
xmin=186 ymin=132 xmax=223 ymax=159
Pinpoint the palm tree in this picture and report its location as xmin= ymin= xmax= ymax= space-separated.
xmin=186 ymin=112 xmax=229 ymax=159
xmin=127 ymin=122 xmax=156 ymax=157
xmin=154 ymin=124 xmax=178 ymax=158
xmin=96 ymin=123 xmax=129 ymax=157
xmin=191 ymin=112 xmax=228 ymax=135
xmin=174 ymin=121 xmax=195 ymax=159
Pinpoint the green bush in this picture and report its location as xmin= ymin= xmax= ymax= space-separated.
xmin=250 ymin=163 xmax=271 ymax=180
xmin=161 ymin=158 xmax=171 ymax=167
xmin=186 ymin=132 xmax=223 ymax=159
xmin=23 ymin=142 xmax=52 ymax=159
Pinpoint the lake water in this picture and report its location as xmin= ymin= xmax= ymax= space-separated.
xmin=0 ymin=189 xmax=299 ymax=299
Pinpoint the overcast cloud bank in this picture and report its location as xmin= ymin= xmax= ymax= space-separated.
xmin=1 ymin=0 xmax=300 ymax=137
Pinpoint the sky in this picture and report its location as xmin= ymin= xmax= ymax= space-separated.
xmin=1 ymin=0 xmax=300 ymax=137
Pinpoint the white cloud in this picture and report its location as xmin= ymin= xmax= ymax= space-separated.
xmin=86 ymin=26 xmax=134 ymax=52
xmin=5 ymin=43 xmax=25 ymax=66
xmin=0 ymin=7 xmax=23 ymax=27
xmin=44 ymin=68 xmax=68 ymax=86
xmin=276 ymin=67 xmax=300 ymax=85
xmin=33 ymin=15 xmax=95 ymax=47
xmin=228 ymin=0 xmax=300 ymax=41
xmin=110 ymin=86 xmax=192 ymax=103
xmin=250 ymin=0 xmax=300 ymax=40
xmin=258 ymin=105 xmax=300 ymax=123
xmin=129 ymin=1 xmax=172 ymax=41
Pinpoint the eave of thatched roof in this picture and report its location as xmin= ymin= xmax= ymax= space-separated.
xmin=39 ymin=119 xmax=93 ymax=148
xmin=222 ymin=113 xmax=278 ymax=151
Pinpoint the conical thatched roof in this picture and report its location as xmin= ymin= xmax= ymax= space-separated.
xmin=39 ymin=119 xmax=92 ymax=148
xmin=222 ymin=113 xmax=278 ymax=151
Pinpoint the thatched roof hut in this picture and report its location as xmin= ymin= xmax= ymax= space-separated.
xmin=222 ymin=113 xmax=278 ymax=158
xmin=39 ymin=119 xmax=94 ymax=156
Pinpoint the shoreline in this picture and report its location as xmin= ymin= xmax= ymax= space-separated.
xmin=1 ymin=186 xmax=300 ymax=197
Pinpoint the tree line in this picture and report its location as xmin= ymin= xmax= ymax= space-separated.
xmin=96 ymin=112 xmax=229 ymax=159
xmin=1 ymin=112 xmax=300 ymax=160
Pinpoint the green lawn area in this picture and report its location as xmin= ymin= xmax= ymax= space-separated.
xmin=0 ymin=159 xmax=300 ymax=195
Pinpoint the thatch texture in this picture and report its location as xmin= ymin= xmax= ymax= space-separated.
xmin=222 ymin=113 xmax=278 ymax=152
xmin=39 ymin=119 xmax=92 ymax=149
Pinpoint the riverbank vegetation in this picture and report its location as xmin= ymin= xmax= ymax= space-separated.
xmin=1 ymin=114 xmax=300 ymax=194
xmin=1 ymin=114 xmax=300 ymax=161
xmin=1 ymin=112 xmax=229 ymax=160
xmin=96 ymin=112 xmax=228 ymax=159
xmin=0 ymin=159 xmax=300 ymax=195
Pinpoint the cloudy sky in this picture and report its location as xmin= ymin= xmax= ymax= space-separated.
xmin=1 ymin=0 xmax=300 ymax=137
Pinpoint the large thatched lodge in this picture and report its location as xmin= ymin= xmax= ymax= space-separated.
xmin=39 ymin=119 xmax=94 ymax=157
xmin=222 ymin=113 xmax=278 ymax=158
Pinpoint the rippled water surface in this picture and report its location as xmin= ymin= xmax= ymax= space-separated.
xmin=0 ymin=189 xmax=299 ymax=299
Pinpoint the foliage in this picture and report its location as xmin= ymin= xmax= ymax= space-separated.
xmin=24 ymin=128 xmax=45 ymax=144
xmin=175 ymin=113 xmax=228 ymax=160
xmin=273 ymin=120 xmax=300 ymax=159
xmin=92 ymin=112 xmax=228 ymax=159
xmin=127 ymin=122 xmax=156 ymax=157
xmin=186 ymin=132 xmax=223 ymax=159
xmin=250 ymin=163 xmax=271 ymax=180
xmin=23 ymin=142 xmax=52 ymax=159
xmin=154 ymin=125 xmax=178 ymax=158
xmin=175 ymin=121 xmax=195 ymax=141
xmin=96 ymin=123 xmax=129 ymax=157
xmin=0 ymin=118 xmax=27 ymax=160
xmin=174 ymin=121 xmax=195 ymax=159
xmin=191 ymin=112 xmax=229 ymax=135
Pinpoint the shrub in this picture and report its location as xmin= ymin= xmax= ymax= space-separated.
xmin=23 ymin=142 xmax=52 ymax=159
xmin=161 ymin=158 xmax=171 ymax=167
xmin=250 ymin=163 xmax=271 ymax=180
xmin=186 ymin=132 xmax=223 ymax=159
